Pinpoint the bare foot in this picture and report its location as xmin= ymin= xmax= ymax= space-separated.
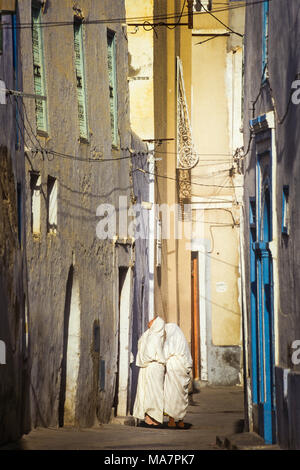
xmin=145 ymin=414 xmax=160 ymax=426
xmin=177 ymin=420 xmax=185 ymax=428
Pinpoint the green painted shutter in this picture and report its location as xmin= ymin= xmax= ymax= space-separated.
xmin=74 ymin=21 xmax=88 ymax=140
xmin=107 ymin=32 xmax=117 ymax=146
xmin=32 ymin=6 xmax=47 ymax=132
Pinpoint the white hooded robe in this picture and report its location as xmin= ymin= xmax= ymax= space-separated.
xmin=133 ymin=317 xmax=165 ymax=423
xmin=163 ymin=323 xmax=193 ymax=421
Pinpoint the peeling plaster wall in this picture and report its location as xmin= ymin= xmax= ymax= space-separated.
xmin=129 ymin=131 xmax=149 ymax=414
xmin=191 ymin=2 xmax=244 ymax=385
xmin=0 ymin=13 xmax=29 ymax=444
xmin=243 ymin=0 xmax=300 ymax=449
xmin=16 ymin=0 xmax=144 ymax=429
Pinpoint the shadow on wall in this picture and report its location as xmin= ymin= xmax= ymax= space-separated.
xmin=0 ymin=147 xmax=30 ymax=444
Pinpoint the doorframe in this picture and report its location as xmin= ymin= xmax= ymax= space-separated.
xmin=190 ymin=236 xmax=209 ymax=383
xmin=59 ymin=265 xmax=81 ymax=427
xmin=116 ymin=266 xmax=133 ymax=417
xmin=250 ymin=111 xmax=278 ymax=444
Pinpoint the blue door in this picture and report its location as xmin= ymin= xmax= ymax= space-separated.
xmin=252 ymin=175 xmax=276 ymax=444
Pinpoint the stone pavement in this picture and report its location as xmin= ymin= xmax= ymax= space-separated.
xmin=0 ymin=386 xmax=247 ymax=451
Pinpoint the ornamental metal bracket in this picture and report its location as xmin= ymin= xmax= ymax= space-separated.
xmin=176 ymin=57 xmax=198 ymax=170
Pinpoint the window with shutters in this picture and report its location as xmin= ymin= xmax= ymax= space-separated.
xmin=32 ymin=4 xmax=48 ymax=133
xmin=74 ymin=18 xmax=88 ymax=141
xmin=107 ymin=30 xmax=118 ymax=147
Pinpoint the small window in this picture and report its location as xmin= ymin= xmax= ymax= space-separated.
xmin=30 ymin=171 xmax=41 ymax=235
xmin=282 ymin=185 xmax=289 ymax=235
xmin=47 ymin=176 xmax=57 ymax=233
xmin=73 ymin=18 xmax=89 ymax=140
xmin=32 ymin=3 xmax=48 ymax=133
xmin=107 ymin=30 xmax=118 ymax=147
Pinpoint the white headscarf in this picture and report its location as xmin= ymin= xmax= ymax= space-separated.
xmin=164 ymin=323 xmax=193 ymax=371
xmin=136 ymin=316 xmax=166 ymax=367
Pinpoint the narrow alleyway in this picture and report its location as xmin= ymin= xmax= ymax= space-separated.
xmin=0 ymin=386 xmax=244 ymax=451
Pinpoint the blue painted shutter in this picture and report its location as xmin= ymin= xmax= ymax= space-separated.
xmin=74 ymin=21 xmax=88 ymax=140
xmin=32 ymin=6 xmax=47 ymax=132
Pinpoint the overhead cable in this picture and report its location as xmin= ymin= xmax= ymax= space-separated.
xmin=1 ymin=0 xmax=277 ymax=31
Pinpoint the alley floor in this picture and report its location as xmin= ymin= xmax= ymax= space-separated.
xmin=0 ymin=386 xmax=245 ymax=451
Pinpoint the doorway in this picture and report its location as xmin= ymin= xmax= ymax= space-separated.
xmin=251 ymin=150 xmax=276 ymax=444
xmin=114 ymin=267 xmax=132 ymax=417
xmin=255 ymin=186 xmax=276 ymax=444
xmin=191 ymin=252 xmax=200 ymax=381
xmin=58 ymin=266 xmax=81 ymax=426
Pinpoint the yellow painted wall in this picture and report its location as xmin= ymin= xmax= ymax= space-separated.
xmin=126 ymin=0 xmax=154 ymax=139
xmin=153 ymin=0 xmax=192 ymax=343
xmin=126 ymin=1 xmax=244 ymax=356
xmin=191 ymin=2 xmax=244 ymax=350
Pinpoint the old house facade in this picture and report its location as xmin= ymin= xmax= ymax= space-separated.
xmin=190 ymin=0 xmax=244 ymax=386
xmin=126 ymin=0 xmax=244 ymax=388
xmin=0 ymin=0 xmax=30 ymax=444
xmin=0 ymin=0 xmax=149 ymax=443
xmin=242 ymin=0 xmax=300 ymax=448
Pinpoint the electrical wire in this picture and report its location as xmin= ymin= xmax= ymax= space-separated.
xmin=1 ymin=7 xmax=189 ymax=30
xmin=13 ymin=97 xmax=241 ymax=166
xmin=134 ymin=168 xmax=243 ymax=189
xmin=154 ymin=149 xmax=233 ymax=160
xmin=11 ymin=95 xmax=36 ymax=151
xmin=13 ymin=107 xmax=240 ymax=225
xmin=267 ymin=76 xmax=294 ymax=126
xmin=165 ymin=0 xmax=187 ymax=30
xmin=242 ymin=63 xmax=269 ymax=160
xmin=195 ymin=33 xmax=229 ymax=46
xmin=1 ymin=0 xmax=278 ymax=31
xmin=12 ymin=105 xmax=239 ymax=167
xmin=200 ymin=2 xmax=244 ymax=37
xmin=10 ymin=97 xmax=150 ymax=163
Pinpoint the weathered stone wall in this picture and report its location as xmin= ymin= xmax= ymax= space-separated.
xmin=243 ymin=0 xmax=300 ymax=448
xmin=129 ymin=131 xmax=149 ymax=413
xmin=16 ymin=0 xmax=146 ymax=429
xmin=0 ymin=12 xmax=29 ymax=444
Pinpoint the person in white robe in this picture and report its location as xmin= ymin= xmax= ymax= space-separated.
xmin=163 ymin=323 xmax=193 ymax=428
xmin=133 ymin=316 xmax=166 ymax=426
